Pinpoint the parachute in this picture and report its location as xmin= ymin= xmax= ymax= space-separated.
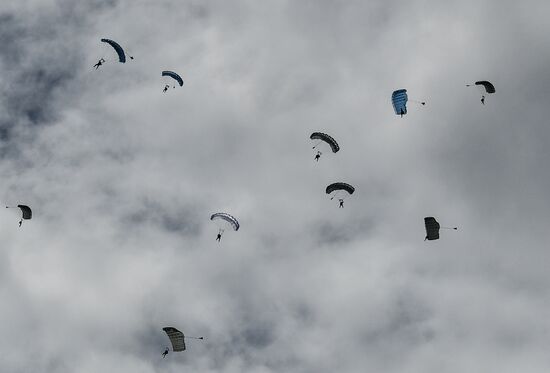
xmin=100 ymin=38 xmax=127 ymax=63
xmin=162 ymin=71 xmax=184 ymax=87
xmin=471 ymin=80 xmax=496 ymax=94
xmin=163 ymin=327 xmax=186 ymax=352
xmin=310 ymin=132 xmax=339 ymax=153
xmin=162 ymin=327 xmax=204 ymax=352
xmin=424 ymin=216 xmax=457 ymax=241
xmin=6 ymin=204 xmax=32 ymax=226
xmin=326 ymin=182 xmax=355 ymax=196
xmin=424 ymin=217 xmax=440 ymax=241
xmin=391 ymin=89 xmax=408 ymax=116
xmin=211 ymin=213 xmax=240 ymax=231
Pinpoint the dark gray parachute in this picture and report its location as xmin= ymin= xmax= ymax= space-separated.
xmin=163 ymin=327 xmax=186 ymax=352
xmin=474 ymin=80 xmax=495 ymax=93
xmin=18 ymin=205 xmax=32 ymax=220
xmin=310 ymin=132 xmax=339 ymax=153
xmin=326 ymin=182 xmax=355 ymax=195
xmin=424 ymin=217 xmax=440 ymax=241
xmin=100 ymin=38 xmax=127 ymax=63
xmin=162 ymin=71 xmax=184 ymax=86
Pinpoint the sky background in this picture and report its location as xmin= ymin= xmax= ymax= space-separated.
xmin=1 ymin=0 xmax=550 ymax=372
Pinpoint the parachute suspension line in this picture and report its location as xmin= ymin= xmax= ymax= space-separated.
xmin=440 ymin=226 xmax=458 ymax=230
xmin=312 ymin=140 xmax=322 ymax=149
xmin=330 ymin=191 xmax=342 ymax=201
xmin=186 ymin=336 xmax=204 ymax=340
xmin=410 ymin=99 xmax=426 ymax=105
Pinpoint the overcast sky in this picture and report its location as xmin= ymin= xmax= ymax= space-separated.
xmin=1 ymin=0 xmax=550 ymax=372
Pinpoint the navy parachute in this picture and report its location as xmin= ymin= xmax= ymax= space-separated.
xmin=310 ymin=132 xmax=339 ymax=153
xmin=424 ymin=217 xmax=457 ymax=241
xmin=6 ymin=204 xmax=32 ymax=227
xmin=100 ymin=38 xmax=132 ymax=63
xmin=162 ymin=71 xmax=184 ymax=87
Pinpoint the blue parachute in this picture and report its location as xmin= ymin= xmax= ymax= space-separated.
xmin=391 ymin=89 xmax=408 ymax=116
xmin=162 ymin=71 xmax=184 ymax=87
xmin=100 ymin=39 xmax=127 ymax=63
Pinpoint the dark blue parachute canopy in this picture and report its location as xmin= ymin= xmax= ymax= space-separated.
xmin=391 ymin=89 xmax=408 ymax=116
xmin=475 ymin=81 xmax=495 ymax=93
xmin=162 ymin=71 xmax=184 ymax=87
xmin=211 ymin=213 xmax=240 ymax=231
xmin=310 ymin=132 xmax=339 ymax=153
xmin=101 ymin=38 xmax=126 ymax=63
xmin=424 ymin=217 xmax=440 ymax=241
xmin=18 ymin=205 xmax=32 ymax=220
xmin=326 ymin=182 xmax=355 ymax=195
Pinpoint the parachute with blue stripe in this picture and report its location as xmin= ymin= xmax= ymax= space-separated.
xmin=391 ymin=89 xmax=425 ymax=117
xmin=100 ymin=38 xmax=134 ymax=63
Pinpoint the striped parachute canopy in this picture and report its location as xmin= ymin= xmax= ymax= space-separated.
xmin=474 ymin=80 xmax=496 ymax=93
xmin=424 ymin=217 xmax=440 ymax=241
xmin=326 ymin=182 xmax=355 ymax=196
xmin=310 ymin=132 xmax=339 ymax=153
xmin=100 ymin=38 xmax=126 ymax=63
xmin=162 ymin=71 xmax=184 ymax=86
xmin=210 ymin=212 xmax=240 ymax=231
xmin=391 ymin=89 xmax=408 ymax=116
xmin=163 ymin=327 xmax=186 ymax=352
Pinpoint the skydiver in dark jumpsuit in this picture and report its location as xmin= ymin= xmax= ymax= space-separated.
xmin=162 ymin=348 xmax=169 ymax=358
xmin=481 ymin=95 xmax=485 ymax=105
xmin=93 ymin=58 xmax=105 ymax=69
xmin=315 ymin=151 xmax=322 ymax=162
xmin=339 ymin=199 xmax=344 ymax=208
xmin=163 ymin=85 xmax=170 ymax=93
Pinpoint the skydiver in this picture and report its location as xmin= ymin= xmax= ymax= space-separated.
xmin=400 ymin=108 xmax=405 ymax=117
xmin=18 ymin=219 xmax=22 ymax=227
xmin=314 ymin=151 xmax=322 ymax=162
xmin=163 ymin=84 xmax=170 ymax=93
xmin=162 ymin=348 xmax=169 ymax=358
xmin=216 ymin=232 xmax=222 ymax=242
xmin=481 ymin=95 xmax=485 ymax=105
xmin=339 ymin=199 xmax=344 ymax=208
xmin=93 ymin=58 xmax=105 ymax=69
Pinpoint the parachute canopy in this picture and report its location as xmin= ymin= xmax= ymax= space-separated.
xmin=162 ymin=71 xmax=184 ymax=86
xmin=18 ymin=205 xmax=32 ymax=220
xmin=391 ymin=89 xmax=408 ymax=116
xmin=211 ymin=213 xmax=240 ymax=231
xmin=310 ymin=132 xmax=339 ymax=153
xmin=326 ymin=182 xmax=355 ymax=195
xmin=474 ymin=81 xmax=495 ymax=94
xmin=424 ymin=217 xmax=440 ymax=241
xmin=163 ymin=327 xmax=186 ymax=352
xmin=100 ymin=38 xmax=126 ymax=63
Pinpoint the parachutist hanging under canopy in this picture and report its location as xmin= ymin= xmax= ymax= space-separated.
xmin=315 ymin=151 xmax=322 ymax=162
xmin=162 ymin=348 xmax=169 ymax=358
xmin=163 ymin=84 xmax=170 ymax=93
xmin=481 ymin=95 xmax=485 ymax=105
xmin=216 ymin=232 xmax=222 ymax=242
xmin=339 ymin=199 xmax=344 ymax=208
xmin=93 ymin=58 xmax=105 ymax=69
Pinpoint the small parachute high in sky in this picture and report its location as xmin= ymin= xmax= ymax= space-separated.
xmin=391 ymin=89 xmax=425 ymax=117
xmin=211 ymin=212 xmax=239 ymax=241
xmin=326 ymin=183 xmax=355 ymax=207
xmin=466 ymin=81 xmax=495 ymax=104
xmin=100 ymin=38 xmax=133 ymax=63
xmin=424 ymin=217 xmax=457 ymax=241
xmin=162 ymin=327 xmax=203 ymax=354
xmin=310 ymin=132 xmax=339 ymax=153
xmin=6 ymin=205 xmax=32 ymax=227
xmin=162 ymin=71 xmax=184 ymax=87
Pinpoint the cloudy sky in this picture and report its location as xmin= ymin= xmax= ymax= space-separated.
xmin=1 ymin=0 xmax=550 ymax=372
